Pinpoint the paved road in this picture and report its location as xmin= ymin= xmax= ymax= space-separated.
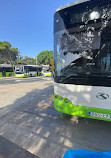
xmin=0 ymin=135 xmax=39 ymax=158
xmin=0 ymin=77 xmax=53 ymax=85
xmin=0 ymin=80 xmax=111 ymax=158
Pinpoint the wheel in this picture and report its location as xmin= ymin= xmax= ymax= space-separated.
xmin=9 ymin=73 xmax=12 ymax=77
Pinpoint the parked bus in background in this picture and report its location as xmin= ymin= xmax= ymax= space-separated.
xmin=15 ymin=65 xmax=42 ymax=77
xmin=54 ymin=0 xmax=111 ymax=121
xmin=0 ymin=64 xmax=14 ymax=77
xmin=50 ymin=59 xmax=54 ymax=77
xmin=42 ymin=65 xmax=52 ymax=77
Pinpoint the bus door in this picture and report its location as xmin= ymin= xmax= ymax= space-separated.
xmin=2 ymin=67 xmax=6 ymax=77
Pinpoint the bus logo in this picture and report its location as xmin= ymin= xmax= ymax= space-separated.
xmin=96 ymin=93 xmax=109 ymax=100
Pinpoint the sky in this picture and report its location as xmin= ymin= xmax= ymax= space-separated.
xmin=0 ymin=0 xmax=75 ymax=57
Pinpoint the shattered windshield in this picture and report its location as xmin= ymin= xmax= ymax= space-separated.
xmin=54 ymin=0 xmax=111 ymax=79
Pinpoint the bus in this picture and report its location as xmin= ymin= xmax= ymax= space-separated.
xmin=0 ymin=64 xmax=14 ymax=77
xmin=15 ymin=65 xmax=42 ymax=77
xmin=50 ymin=59 xmax=54 ymax=77
xmin=54 ymin=0 xmax=111 ymax=121
xmin=42 ymin=65 xmax=52 ymax=77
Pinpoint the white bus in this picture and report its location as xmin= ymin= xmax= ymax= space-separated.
xmin=54 ymin=0 xmax=111 ymax=121
xmin=42 ymin=65 xmax=52 ymax=77
xmin=15 ymin=65 xmax=42 ymax=77
xmin=0 ymin=64 xmax=14 ymax=77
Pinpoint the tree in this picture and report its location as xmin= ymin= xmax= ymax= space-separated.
xmin=0 ymin=41 xmax=19 ymax=74
xmin=14 ymin=56 xmax=36 ymax=65
xmin=37 ymin=50 xmax=53 ymax=65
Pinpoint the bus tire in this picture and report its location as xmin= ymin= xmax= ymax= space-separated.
xmin=9 ymin=73 xmax=12 ymax=77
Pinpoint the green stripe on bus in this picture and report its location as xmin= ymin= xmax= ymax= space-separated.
xmin=24 ymin=74 xmax=29 ymax=77
xmin=16 ymin=74 xmax=25 ymax=77
xmin=33 ymin=73 xmax=37 ymax=77
xmin=6 ymin=72 xmax=14 ymax=77
xmin=43 ymin=73 xmax=51 ymax=77
xmin=0 ymin=72 xmax=2 ymax=77
xmin=54 ymin=94 xmax=111 ymax=122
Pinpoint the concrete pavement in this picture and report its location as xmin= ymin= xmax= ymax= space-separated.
xmin=0 ymin=135 xmax=39 ymax=158
xmin=0 ymin=80 xmax=111 ymax=158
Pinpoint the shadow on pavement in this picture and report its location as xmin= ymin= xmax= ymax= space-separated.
xmin=0 ymin=135 xmax=39 ymax=158
xmin=0 ymin=84 xmax=111 ymax=158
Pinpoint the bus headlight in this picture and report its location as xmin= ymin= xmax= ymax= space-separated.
xmin=64 ymin=99 xmax=69 ymax=103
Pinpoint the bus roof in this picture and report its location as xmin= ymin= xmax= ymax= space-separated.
xmin=26 ymin=65 xmax=41 ymax=67
xmin=16 ymin=65 xmax=42 ymax=67
xmin=0 ymin=64 xmax=12 ymax=68
xmin=55 ymin=0 xmax=90 ymax=13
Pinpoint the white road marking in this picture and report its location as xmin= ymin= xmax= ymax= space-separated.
xmin=42 ymin=77 xmax=52 ymax=80
xmin=15 ymin=80 xmax=22 ymax=82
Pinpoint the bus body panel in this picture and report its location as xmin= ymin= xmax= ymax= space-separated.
xmin=54 ymin=83 xmax=111 ymax=121
xmin=54 ymin=83 xmax=111 ymax=109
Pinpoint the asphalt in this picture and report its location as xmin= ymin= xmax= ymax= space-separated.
xmin=0 ymin=135 xmax=40 ymax=158
xmin=0 ymin=77 xmax=53 ymax=85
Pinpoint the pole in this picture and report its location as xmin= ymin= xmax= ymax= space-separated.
xmin=36 ymin=56 xmax=37 ymax=65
